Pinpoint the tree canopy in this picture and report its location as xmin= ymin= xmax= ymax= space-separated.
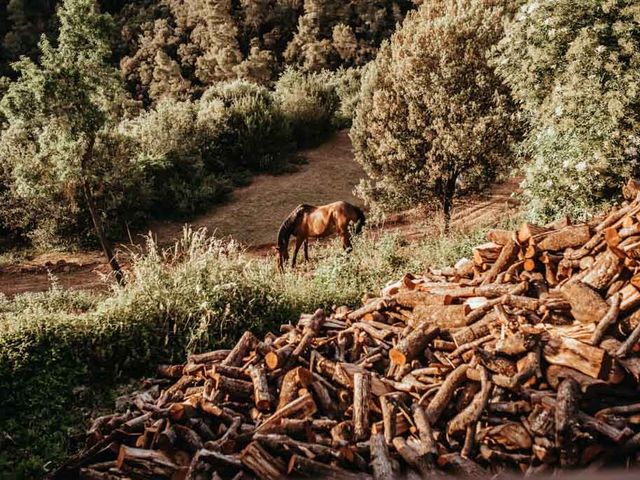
xmin=351 ymin=0 xmax=520 ymax=226
xmin=495 ymin=0 xmax=640 ymax=221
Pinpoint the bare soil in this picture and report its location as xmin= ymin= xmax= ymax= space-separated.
xmin=0 ymin=131 xmax=520 ymax=297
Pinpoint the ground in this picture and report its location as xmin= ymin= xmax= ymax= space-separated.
xmin=0 ymin=131 xmax=520 ymax=296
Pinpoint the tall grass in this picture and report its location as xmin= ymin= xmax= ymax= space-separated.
xmin=0 ymin=221 xmax=510 ymax=478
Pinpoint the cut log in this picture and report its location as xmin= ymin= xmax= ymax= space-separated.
xmin=482 ymin=239 xmax=519 ymax=285
xmin=248 ymin=364 xmax=272 ymax=412
xmin=287 ymin=455 xmax=371 ymax=480
xmin=425 ymin=364 xmax=469 ymax=424
xmin=581 ymin=249 xmax=624 ymax=291
xmin=473 ymin=242 xmax=503 ymax=265
xmin=537 ymin=225 xmax=592 ymax=251
xmin=555 ymin=378 xmax=580 ymax=468
xmin=370 ymin=431 xmax=395 ymax=480
xmin=389 ymin=325 xmax=439 ymax=366
xmin=487 ymin=229 xmax=513 ymax=245
xmin=353 ymin=372 xmax=371 ymax=441
xmin=590 ymin=292 xmax=622 ymax=345
xmin=517 ymin=223 xmax=550 ymax=244
xmin=222 ymin=332 xmax=258 ymax=367
xmin=256 ymin=393 xmax=317 ymax=433
xmin=561 ymin=281 xmax=609 ymax=324
xmin=543 ymin=335 xmax=611 ymax=379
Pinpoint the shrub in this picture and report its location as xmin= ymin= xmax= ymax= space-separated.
xmin=351 ymin=0 xmax=521 ymax=229
xmin=275 ymin=67 xmax=340 ymax=148
xmin=494 ymin=0 xmax=640 ymax=222
xmin=202 ymin=80 xmax=295 ymax=172
xmin=319 ymin=66 xmax=366 ymax=129
xmin=122 ymin=98 xmax=233 ymax=217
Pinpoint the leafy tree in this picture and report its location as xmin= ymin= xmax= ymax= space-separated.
xmin=494 ymin=0 xmax=640 ymax=221
xmin=351 ymin=0 xmax=520 ymax=229
xmin=0 ymin=0 xmax=128 ymax=282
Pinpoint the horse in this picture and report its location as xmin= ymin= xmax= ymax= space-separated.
xmin=275 ymin=201 xmax=366 ymax=271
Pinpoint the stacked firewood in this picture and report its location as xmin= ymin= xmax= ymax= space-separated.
xmin=58 ymin=183 xmax=640 ymax=480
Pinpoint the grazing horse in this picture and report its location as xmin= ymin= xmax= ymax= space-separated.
xmin=275 ymin=201 xmax=366 ymax=271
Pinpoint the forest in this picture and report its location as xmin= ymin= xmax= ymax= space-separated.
xmin=1 ymin=0 xmax=640 ymax=478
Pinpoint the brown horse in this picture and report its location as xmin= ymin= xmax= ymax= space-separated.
xmin=275 ymin=201 xmax=366 ymax=271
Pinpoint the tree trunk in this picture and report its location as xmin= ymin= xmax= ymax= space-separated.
xmin=81 ymin=136 xmax=124 ymax=285
xmin=442 ymin=172 xmax=458 ymax=233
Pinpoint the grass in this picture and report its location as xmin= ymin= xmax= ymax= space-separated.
xmin=0 ymin=218 xmax=517 ymax=478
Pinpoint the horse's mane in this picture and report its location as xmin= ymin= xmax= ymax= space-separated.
xmin=277 ymin=204 xmax=312 ymax=251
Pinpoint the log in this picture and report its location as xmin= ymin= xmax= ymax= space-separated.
xmin=561 ymin=281 xmax=609 ymax=324
xmin=473 ymin=242 xmax=503 ymax=265
xmin=370 ymin=431 xmax=395 ymax=480
xmin=482 ymin=239 xmax=519 ymax=285
xmin=389 ymin=325 xmax=439 ymax=366
xmin=425 ymin=364 xmax=469 ymax=424
xmin=543 ymin=335 xmax=610 ymax=379
xmin=555 ymin=378 xmax=580 ymax=468
xmin=188 ymin=349 xmax=231 ymax=365
xmin=248 ymin=364 xmax=272 ymax=412
xmin=487 ymin=229 xmax=513 ymax=245
xmin=517 ymin=223 xmax=550 ymax=244
xmin=116 ymin=445 xmax=178 ymax=477
xmin=256 ymin=393 xmax=317 ymax=433
xmin=287 ymin=455 xmax=371 ymax=480
xmin=410 ymin=305 xmax=468 ymax=328
xmin=581 ymin=249 xmax=624 ymax=291
xmin=353 ymin=372 xmax=371 ymax=441
xmin=537 ymin=225 xmax=592 ymax=251
xmin=590 ymin=292 xmax=622 ymax=345
xmin=223 ymin=332 xmax=258 ymax=367
xmin=447 ymin=367 xmax=492 ymax=436
xmin=391 ymin=437 xmax=431 ymax=478
xmin=411 ymin=403 xmax=437 ymax=464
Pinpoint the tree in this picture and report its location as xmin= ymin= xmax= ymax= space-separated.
xmin=494 ymin=0 xmax=640 ymax=222
xmin=0 ymin=0 xmax=127 ymax=283
xmin=351 ymin=0 xmax=520 ymax=229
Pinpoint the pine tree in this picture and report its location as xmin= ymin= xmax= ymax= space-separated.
xmin=0 ymin=0 xmax=128 ymax=282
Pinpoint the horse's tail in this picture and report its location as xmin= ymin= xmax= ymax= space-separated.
xmin=354 ymin=206 xmax=366 ymax=235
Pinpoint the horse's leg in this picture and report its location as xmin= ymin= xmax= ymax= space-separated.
xmin=304 ymin=239 xmax=309 ymax=262
xmin=292 ymin=236 xmax=304 ymax=267
xmin=342 ymin=230 xmax=352 ymax=252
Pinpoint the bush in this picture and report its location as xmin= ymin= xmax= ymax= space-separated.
xmin=494 ymin=0 xmax=640 ymax=222
xmin=202 ymin=80 xmax=295 ymax=172
xmin=351 ymin=0 xmax=520 ymax=227
xmin=319 ymin=66 xmax=366 ymax=129
xmin=275 ymin=67 xmax=340 ymax=148
xmin=122 ymin=98 xmax=234 ymax=217
xmin=0 ymin=221 xmax=507 ymax=477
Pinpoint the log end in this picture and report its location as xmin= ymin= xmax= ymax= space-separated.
xmin=389 ymin=348 xmax=407 ymax=366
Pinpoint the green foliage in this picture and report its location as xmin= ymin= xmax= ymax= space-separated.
xmin=114 ymin=0 xmax=413 ymax=104
xmin=202 ymin=80 xmax=295 ymax=172
xmin=319 ymin=66 xmax=367 ymax=129
xmin=494 ymin=0 xmax=640 ymax=222
xmin=0 ymin=222 xmax=506 ymax=476
xmin=0 ymin=0 xmax=138 ymax=248
xmin=275 ymin=67 xmax=340 ymax=147
xmin=351 ymin=0 xmax=521 ymax=224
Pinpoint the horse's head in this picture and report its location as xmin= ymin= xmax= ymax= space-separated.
xmin=274 ymin=245 xmax=288 ymax=273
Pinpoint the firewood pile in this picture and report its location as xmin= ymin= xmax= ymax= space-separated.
xmin=58 ymin=184 xmax=640 ymax=480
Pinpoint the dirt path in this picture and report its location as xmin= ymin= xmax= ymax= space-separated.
xmin=0 ymin=132 xmax=520 ymax=297
xmin=147 ymin=130 xmax=364 ymax=247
